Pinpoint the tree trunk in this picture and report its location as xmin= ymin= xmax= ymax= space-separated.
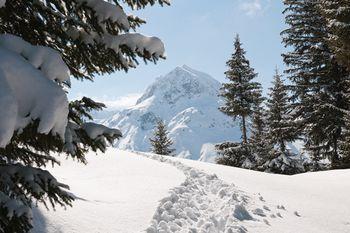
xmin=242 ymin=116 xmax=247 ymax=144
xmin=280 ymin=140 xmax=286 ymax=154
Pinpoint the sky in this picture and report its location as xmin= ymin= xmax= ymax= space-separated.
xmin=69 ymin=0 xmax=287 ymax=110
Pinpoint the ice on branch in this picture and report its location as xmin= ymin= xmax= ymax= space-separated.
xmin=77 ymin=0 xmax=130 ymax=29
xmin=0 ymin=34 xmax=69 ymax=148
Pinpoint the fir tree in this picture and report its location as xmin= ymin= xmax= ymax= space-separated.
xmin=216 ymin=35 xmax=262 ymax=169
xmin=249 ymin=87 xmax=270 ymax=167
xmin=262 ymin=69 xmax=303 ymax=174
xmin=321 ymin=0 xmax=350 ymax=70
xmin=282 ymin=0 xmax=350 ymax=168
xmin=266 ymin=69 xmax=296 ymax=153
xmin=0 ymin=0 xmax=168 ymax=231
xmin=219 ymin=34 xmax=261 ymax=144
xmin=149 ymin=120 xmax=175 ymax=156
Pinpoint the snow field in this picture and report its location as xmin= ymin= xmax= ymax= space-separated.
xmin=32 ymin=149 xmax=350 ymax=232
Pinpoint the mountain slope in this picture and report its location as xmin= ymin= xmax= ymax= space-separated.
xmin=103 ymin=65 xmax=240 ymax=161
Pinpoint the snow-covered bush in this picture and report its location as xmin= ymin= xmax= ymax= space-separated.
xmin=0 ymin=0 xmax=168 ymax=231
xmin=259 ymin=150 xmax=305 ymax=175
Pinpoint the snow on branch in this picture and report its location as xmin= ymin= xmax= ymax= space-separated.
xmin=0 ymin=164 xmax=73 ymax=219
xmin=82 ymin=122 xmax=122 ymax=140
xmin=102 ymin=33 xmax=166 ymax=59
xmin=0 ymin=34 xmax=70 ymax=84
xmin=64 ymin=122 xmax=122 ymax=156
xmin=0 ymin=34 xmax=69 ymax=148
xmin=77 ymin=0 xmax=130 ymax=30
xmin=68 ymin=29 xmax=165 ymax=60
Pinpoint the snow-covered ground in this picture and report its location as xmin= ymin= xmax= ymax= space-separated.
xmin=32 ymin=149 xmax=185 ymax=233
xmin=33 ymin=149 xmax=350 ymax=233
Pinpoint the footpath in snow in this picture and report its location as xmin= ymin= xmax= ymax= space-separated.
xmin=138 ymin=152 xmax=301 ymax=233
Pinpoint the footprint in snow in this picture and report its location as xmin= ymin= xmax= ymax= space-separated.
xmin=138 ymin=152 xmax=282 ymax=233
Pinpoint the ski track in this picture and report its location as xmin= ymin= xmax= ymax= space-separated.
xmin=136 ymin=152 xmax=300 ymax=233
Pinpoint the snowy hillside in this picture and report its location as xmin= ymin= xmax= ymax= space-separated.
xmin=33 ymin=149 xmax=350 ymax=233
xmin=103 ymin=65 xmax=240 ymax=161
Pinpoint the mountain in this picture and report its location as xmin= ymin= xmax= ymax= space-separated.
xmin=102 ymin=65 xmax=241 ymax=161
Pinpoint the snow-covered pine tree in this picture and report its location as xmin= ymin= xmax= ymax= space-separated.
xmin=339 ymin=114 xmax=350 ymax=168
xmin=0 ymin=0 xmax=168 ymax=232
xmin=266 ymin=69 xmax=296 ymax=154
xmin=149 ymin=120 xmax=175 ymax=156
xmin=262 ymin=69 xmax=303 ymax=174
xmin=219 ymin=34 xmax=261 ymax=144
xmin=320 ymin=0 xmax=350 ymax=71
xmin=282 ymin=0 xmax=350 ymax=169
xmin=216 ymin=34 xmax=262 ymax=169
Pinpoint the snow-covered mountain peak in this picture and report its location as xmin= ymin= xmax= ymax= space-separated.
xmin=136 ymin=65 xmax=220 ymax=105
xmin=103 ymin=66 xmax=240 ymax=161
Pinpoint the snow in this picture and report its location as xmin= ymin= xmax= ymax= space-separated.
xmin=67 ymin=29 xmax=165 ymax=65
xmin=0 ymin=34 xmax=70 ymax=83
xmin=0 ymin=35 xmax=69 ymax=147
xmin=102 ymin=33 xmax=165 ymax=59
xmin=178 ymin=157 xmax=350 ymax=233
xmin=33 ymin=149 xmax=350 ymax=233
xmin=32 ymin=149 xmax=185 ymax=233
xmin=0 ymin=0 xmax=5 ymax=8
xmin=103 ymin=65 xmax=241 ymax=161
xmin=82 ymin=122 xmax=122 ymax=140
xmin=77 ymin=0 xmax=129 ymax=29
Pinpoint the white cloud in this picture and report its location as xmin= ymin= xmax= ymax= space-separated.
xmin=239 ymin=0 xmax=271 ymax=17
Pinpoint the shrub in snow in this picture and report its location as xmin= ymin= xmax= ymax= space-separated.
xmin=0 ymin=0 xmax=167 ymax=231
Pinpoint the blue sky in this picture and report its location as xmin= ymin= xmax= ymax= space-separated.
xmin=69 ymin=0 xmax=287 ymax=109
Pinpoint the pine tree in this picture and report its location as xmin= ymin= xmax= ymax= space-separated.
xmin=216 ymin=34 xmax=262 ymax=169
xmin=149 ymin=120 xmax=175 ymax=156
xmin=0 ymin=0 xmax=168 ymax=231
xmin=321 ymin=0 xmax=350 ymax=70
xmin=266 ymin=69 xmax=296 ymax=153
xmin=249 ymin=87 xmax=270 ymax=167
xmin=262 ymin=69 xmax=303 ymax=174
xmin=219 ymin=34 xmax=262 ymax=144
xmin=282 ymin=0 xmax=350 ymax=169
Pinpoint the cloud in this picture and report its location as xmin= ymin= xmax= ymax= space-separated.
xmin=239 ymin=0 xmax=271 ymax=17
